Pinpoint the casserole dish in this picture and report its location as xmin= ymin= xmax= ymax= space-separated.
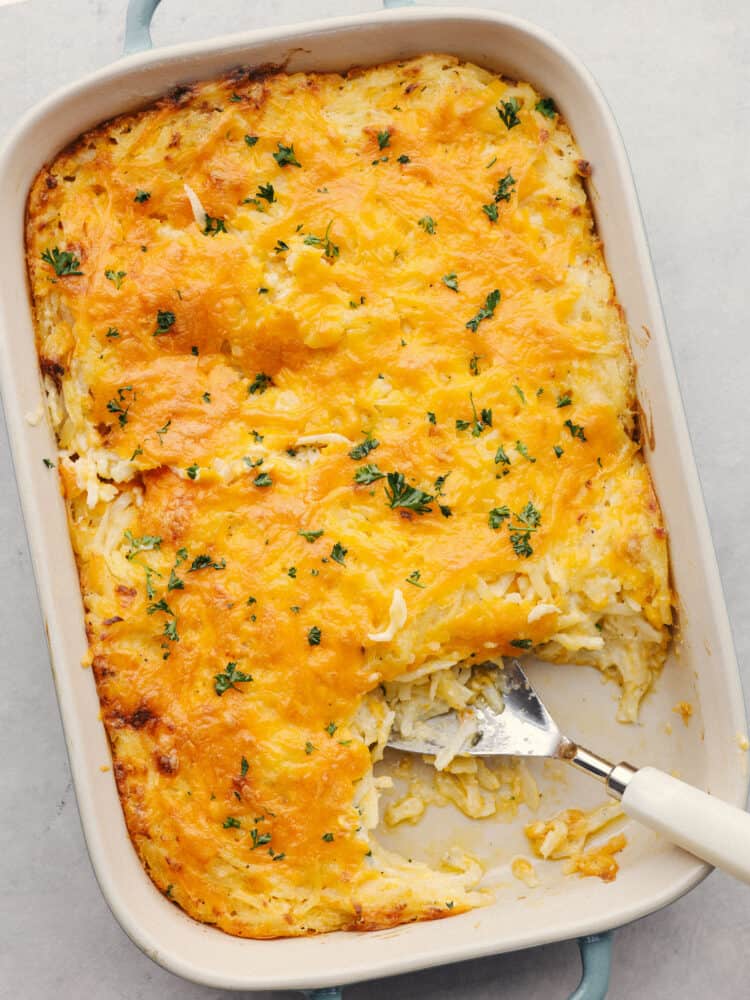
xmin=0 ymin=2 xmax=747 ymax=994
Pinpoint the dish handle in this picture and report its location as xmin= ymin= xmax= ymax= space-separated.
xmin=124 ymin=0 xmax=416 ymax=55
xmin=299 ymin=932 xmax=613 ymax=1000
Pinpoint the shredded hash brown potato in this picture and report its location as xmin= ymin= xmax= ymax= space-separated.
xmin=26 ymin=54 xmax=671 ymax=937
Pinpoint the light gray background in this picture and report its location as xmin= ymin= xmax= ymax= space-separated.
xmin=1 ymin=1 xmax=748 ymax=997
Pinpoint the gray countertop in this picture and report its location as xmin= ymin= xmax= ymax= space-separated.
xmin=1 ymin=1 xmax=748 ymax=997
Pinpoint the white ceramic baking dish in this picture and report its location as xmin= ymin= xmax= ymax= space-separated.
xmin=1 ymin=3 xmax=747 ymax=995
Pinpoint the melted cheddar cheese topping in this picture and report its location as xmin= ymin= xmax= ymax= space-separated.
xmin=26 ymin=55 xmax=671 ymax=937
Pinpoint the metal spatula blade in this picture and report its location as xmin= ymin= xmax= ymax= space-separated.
xmin=386 ymin=659 xmax=569 ymax=758
xmin=385 ymin=658 xmax=750 ymax=886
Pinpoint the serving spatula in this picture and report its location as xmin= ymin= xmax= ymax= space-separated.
xmin=387 ymin=659 xmax=750 ymax=883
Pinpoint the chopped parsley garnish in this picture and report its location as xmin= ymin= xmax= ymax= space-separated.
xmin=288 ymin=567 xmax=297 ymax=578
xmin=513 ymin=384 xmax=526 ymax=405
xmin=41 ymin=247 xmax=82 ymax=277
xmin=248 ymin=372 xmax=273 ymax=395
xmin=257 ymin=182 xmax=276 ymax=203
xmin=535 ymin=97 xmax=557 ymax=119
xmin=482 ymin=202 xmax=499 ymax=222
xmin=240 ymin=756 xmax=249 ymax=776
xmin=406 ymin=570 xmax=425 ymax=588
xmin=427 ymin=411 xmax=437 ymax=424
xmin=202 ymin=392 xmax=211 ymax=404
xmin=305 ymin=742 xmax=315 ymax=755
xmin=106 ymin=385 xmax=135 ymax=427
xmin=497 ymin=97 xmax=521 ymax=130
xmin=104 ymin=268 xmax=126 ymax=289
xmin=273 ymin=142 xmax=301 ymax=167
xmin=156 ymin=419 xmax=171 ymax=442
xmin=43 ymin=458 xmax=54 ymax=469
xmin=106 ymin=327 xmax=120 ymax=338
xmin=418 ymin=215 xmax=436 ymax=234
xmin=494 ymin=171 xmax=516 ymax=203
xmin=397 ymin=154 xmax=411 ymax=164
xmin=130 ymin=445 xmax=143 ymax=461
xmin=223 ymin=817 xmax=241 ymax=829
xmin=489 ymin=506 xmax=511 ymax=529
xmin=515 ymin=440 xmax=536 ymax=462
xmin=442 ymin=272 xmax=459 ymax=292
xmin=377 ymin=129 xmax=391 ymax=149
xmin=307 ymin=626 xmax=322 ymax=646
xmin=384 ymin=472 xmax=434 ymax=514
xmin=508 ymin=501 xmax=542 ymax=558
xmin=553 ymin=444 xmax=564 ymax=458
xmin=321 ymin=832 xmax=335 ymax=842
xmin=354 ymin=464 xmax=385 ymax=484
xmin=298 ymin=529 xmax=324 ymax=542
xmin=274 ymin=240 xmax=290 ymax=253
xmin=124 ymin=530 xmax=161 ymax=558
xmin=244 ymin=135 xmax=259 ymax=147
xmin=154 ymin=310 xmax=176 ymax=336
xmin=495 ymin=445 xmax=511 ymax=465
xmin=189 ymin=554 xmax=225 ymax=572
xmin=134 ymin=189 xmax=151 ymax=202
xmin=229 ymin=92 xmax=243 ymax=102
xmin=203 ymin=215 xmax=226 ymax=236
xmin=254 ymin=472 xmax=272 ymax=487
xmin=330 ymin=542 xmax=347 ymax=565
xmin=556 ymin=393 xmax=572 ymax=408
xmin=466 ymin=289 xmax=500 ymax=332
xmin=163 ymin=620 xmax=179 ymax=642
xmin=349 ymin=436 xmax=379 ymax=460
xmin=304 ymin=220 xmax=339 ymax=259
xmin=186 ymin=463 xmax=199 ymax=479
xmin=214 ymin=661 xmax=253 ymax=696
xmin=325 ymin=721 xmax=337 ymax=736
xmin=564 ymin=418 xmax=587 ymax=441
xmin=457 ymin=393 xmax=491 ymax=437
xmin=167 ymin=569 xmax=184 ymax=591
xmin=250 ymin=828 xmax=272 ymax=849
xmin=511 ymin=638 xmax=533 ymax=649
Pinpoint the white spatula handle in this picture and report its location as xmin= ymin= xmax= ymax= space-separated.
xmin=621 ymin=766 xmax=750 ymax=882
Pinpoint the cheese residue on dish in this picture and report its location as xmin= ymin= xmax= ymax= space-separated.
xmin=25 ymin=54 xmax=672 ymax=938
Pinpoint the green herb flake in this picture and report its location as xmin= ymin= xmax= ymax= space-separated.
xmin=384 ymin=472 xmax=434 ymax=515
xmin=287 ymin=567 xmax=297 ymax=578
xmin=248 ymin=372 xmax=273 ymax=395
xmin=244 ymin=135 xmax=259 ymax=147
xmin=397 ymin=154 xmax=411 ymax=164
xmin=250 ymin=828 xmax=272 ymax=849
xmin=305 ymin=741 xmax=315 ymax=755
xmin=167 ymin=569 xmax=184 ymax=592
xmin=256 ymin=182 xmax=276 ymax=203
xmin=214 ymin=661 xmax=253 ymax=696
xmin=307 ymin=625 xmax=322 ymax=646
xmin=515 ymin=440 xmax=536 ymax=463
xmin=354 ymin=463 xmax=385 ymax=485
xmin=349 ymin=436 xmax=379 ymax=460
xmin=42 ymin=457 xmax=55 ymax=469
xmin=513 ymin=384 xmax=526 ymax=405
xmin=273 ymin=142 xmax=301 ymax=167
xmin=482 ymin=202 xmax=499 ymax=223
xmin=106 ymin=327 xmax=120 ymax=339
xmin=489 ymin=506 xmax=511 ymax=530
xmin=418 ymin=215 xmax=436 ymax=234
xmin=163 ymin=620 xmax=179 ymax=642
xmin=134 ymin=190 xmax=151 ymax=203
xmin=497 ymin=97 xmax=521 ymax=130
xmin=321 ymin=832 xmax=335 ymax=842
xmin=253 ymin=472 xmax=272 ymax=487
xmin=104 ymin=268 xmax=126 ymax=289
xmin=564 ymin=419 xmax=587 ymax=441
xmin=41 ymin=247 xmax=82 ymax=277
xmin=556 ymin=393 xmax=572 ymax=408
xmin=510 ymin=638 xmax=533 ymax=649
xmin=466 ymin=289 xmax=500 ymax=332
xmin=535 ymin=97 xmax=557 ymax=119
xmin=494 ymin=171 xmax=516 ymax=203
xmin=186 ymin=463 xmax=199 ymax=480
xmin=298 ymin=529 xmax=324 ymax=543
xmin=154 ymin=310 xmax=176 ymax=336
xmin=427 ymin=411 xmax=437 ymax=424
xmin=189 ymin=554 xmax=225 ymax=572
xmin=330 ymin=542 xmax=347 ymax=565
xmin=124 ymin=530 xmax=161 ymax=558
xmin=203 ymin=215 xmax=226 ymax=236
xmin=303 ymin=220 xmax=339 ymax=260
xmin=495 ymin=445 xmax=511 ymax=466
xmin=442 ymin=272 xmax=459 ymax=292
xmin=553 ymin=444 xmax=564 ymax=458
xmin=406 ymin=570 xmax=425 ymax=588
xmin=377 ymin=129 xmax=391 ymax=150
xmin=223 ymin=817 xmax=241 ymax=829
